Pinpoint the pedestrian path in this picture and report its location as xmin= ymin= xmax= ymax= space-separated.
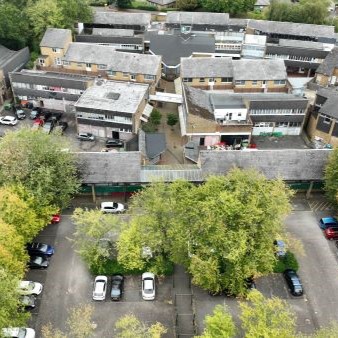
xmin=173 ymin=265 xmax=195 ymax=338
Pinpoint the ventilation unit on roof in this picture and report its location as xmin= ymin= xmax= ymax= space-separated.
xmin=106 ymin=92 xmax=120 ymax=100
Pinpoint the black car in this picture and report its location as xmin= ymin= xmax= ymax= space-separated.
xmin=27 ymin=242 xmax=54 ymax=257
xmin=28 ymin=255 xmax=49 ymax=269
xmin=20 ymin=295 xmax=36 ymax=310
xmin=283 ymin=269 xmax=303 ymax=296
xmin=106 ymin=139 xmax=124 ymax=148
xmin=111 ymin=274 xmax=124 ymax=301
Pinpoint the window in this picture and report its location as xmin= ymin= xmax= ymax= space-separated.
xmin=39 ymin=59 xmax=45 ymax=65
xmin=55 ymin=58 xmax=62 ymax=66
xmin=77 ymin=63 xmax=82 ymax=67
xmin=221 ymin=77 xmax=232 ymax=83
xmin=235 ymin=80 xmax=245 ymax=85
xmin=276 ymin=122 xmax=288 ymax=127
xmin=52 ymin=48 xmax=60 ymax=53
xmin=130 ymin=74 xmax=136 ymax=80
xmin=108 ymin=70 xmax=117 ymax=76
xmin=289 ymin=122 xmax=301 ymax=127
xmin=144 ymin=74 xmax=155 ymax=80
xmin=98 ymin=64 xmax=107 ymax=70
xmin=199 ymin=78 xmax=205 ymax=83
xmin=209 ymin=78 xmax=214 ymax=82
xmin=274 ymin=80 xmax=286 ymax=85
xmin=183 ymin=78 xmax=192 ymax=83
xmin=86 ymin=63 xmax=92 ymax=68
xmin=324 ymin=117 xmax=331 ymax=124
xmin=252 ymin=80 xmax=258 ymax=85
xmin=63 ymin=61 xmax=70 ymax=66
xmin=123 ymin=72 xmax=129 ymax=77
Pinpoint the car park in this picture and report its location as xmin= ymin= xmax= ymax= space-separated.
xmin=105 ymin=138 xmax=124 ymax=148
xmin=92 ymin=276 xmax=107 ymax=301
xmin=274 ymin=239 xmax=286 ymax=257
xmin=27 ymin=242 xmax=54 ymax=257
xmin=15 ymin=110 xmax=26 ymax=120
xmin=1 ymin=328 xmax=35 ymax=338
xmin=77 ymin=133 xmax=95 ymax=141
xmin=20 ymin=295 xmax=36 ymax=310
xmin=0 ymin=116 xmax=18 ymax=125
xmin=28 ymin=255 xmax=49 ymax=269
xmin=42 ymin=119 xmax=55 ymax=134
xmin=324 ymin=227 xmax=338 ymax=240
xmin=319 ymin=217 xmax=338 ymax=230
xmin=51 ymin=214 xmax=61 ymax=224
xmin=111 ymin=275 xmax=124 ymax=301
xmin=283 ymin=269 xmax=303 ymax=296
xmin=142 ymin=272 xmax=155 ymax=300
xmin=100 ymin=201 xmax=125 ymax=214
xmin=18 ymin=281 xmax=43 ymax=296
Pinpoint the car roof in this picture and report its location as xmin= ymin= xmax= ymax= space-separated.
xmin=101 ymin=202 xmax=117 ymax=207
xmin=321 ymin=217 xmax=338 ymax=223
xmin=2 ymin=116 xmax=15 ymax=120
xmin=142 ymin=272 xmax=155 ymax=279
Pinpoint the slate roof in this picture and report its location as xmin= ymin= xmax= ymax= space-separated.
xmin=75 ymin=80 xmax=149 ymax=114
xmin=181 ymin=57 xmax=233 ymax=78
xmin=200 ymin=149 xmax=331 ymax=181
xmin=233 ymin=59 xmax=286 ymax=80
xmin=75 ymin=35 xmax=143 ymax=45
xmin=63 ymin=43 xmax=161 ymax=75
xmin=77 ymin=152 xmax=141 ymax=184
xmin=266 ymin=44 xmax=329 ymax=59
xmin=40 ymin=28 xmax=72 ymax=48
xmin=316 ymin=88 xmax=338 ymax=119
xmin=148 ymin=0 xmax=176 ymax=4
xmin=145 ymin=133 xmax=166 ymax=159
xmin=0 ymin=45 xmax=16 ymax=68
xmin=146 ymin=31 xmax=215 ymax=66
xmin=93 ymin=12 xmax=151 ymax=27
xmin=247 ymin=20 xmax=335 ymax=39
xmin=166 ymin=12 xmax=230 ymax=26
xmin=316 ymin=47 xmax=338 ymax=76
xmin=184 ymin=85 xmax=213 ymax=120
xmin=278 ymin=39 xmax=330 ymax=50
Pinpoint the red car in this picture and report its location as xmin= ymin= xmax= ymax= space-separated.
xmin=51 ymin=214 xmax=60 ymax=224
xmin=324 ymin=227 xmax=338 ymax=240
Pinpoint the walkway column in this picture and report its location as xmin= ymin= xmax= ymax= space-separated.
xmin=306 ymin=181 xmax=314 ymax=199
xmin=91 ymin=184 xmax=96 ymax=204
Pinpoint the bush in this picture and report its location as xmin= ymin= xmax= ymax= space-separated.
xmin=142 ymin=122 xmax=157 ymax=132
xmin=167 ymin=113 xmax=178 ymax=126
xmin=273 ymin=251 xmax=299 ymax=273
xmin=149 ymin=109 xmax=162 ymax=126
xmin=131 ymin=1 xmax=157 ymax=10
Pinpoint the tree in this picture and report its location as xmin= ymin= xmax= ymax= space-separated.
xmin=176 ymin=0 xmax=199 ymax=11
xmin=167 ymin=113 xmax=178 ymax=127
xmin=116 ymin=0 xmax=132 ymax=8
xmin=114 ymin=314 xmax=167 ymax=338
xmin=72 ymin=208 xmax=121 ymax=273
xmin=118 ymin=169 xmax=292 ymax=295
xmin=240 ymin=290 xmax=296 ymax=338
xmin=0 ymin=128 xmax=81 ymax=210
xmin=197 ymin=305 xmax=236 ymax=338
xmin=324 ymin=148 xmax=338 ymax=206
xmin=201 ymin=0 xmax=255 ymax=14
xmin=58 ymin=0 xmax=93 ymax=28
xmin=149 ymin=109 xmax=162 ymax=126
xmin=0 ymin=3 xmax=30 ymax=49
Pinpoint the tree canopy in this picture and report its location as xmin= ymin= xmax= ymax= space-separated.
xmin=201 ymin=0 xmax=255 ymax=14
xmin=118 ymin=169 xmax=292 ymax=295
xmin=324 ymin=148 xmax=338 ymax=206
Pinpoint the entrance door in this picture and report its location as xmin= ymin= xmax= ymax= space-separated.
xmin=112 ymin=131 xmax=119 ymax=139
xmin=199 ymin=137 xmax=205 ymax=146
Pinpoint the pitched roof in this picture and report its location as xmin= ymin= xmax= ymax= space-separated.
xmin=145 ymin=133 xmax=166 ymax=159
xmin=93 ymin=11 xmax=151 ymax=27
xmin=40 ymin=28 xmax=72 ymax=48
xmin=247 ymin=20 xmax=335 ymax=40
xmin=316 ymin=47 xmax=338 ymax=76
xmin=316 ymin=88 xmax=338 ymax=119
xmin=233 ymin=59 xmax=286 ymax=80
xmin=0 ymin=45 xmax=16 ymax=68
xmin=166 ymin=11 xmax=229 ymax=26
xmin=63 ymin=43 xmax=161 ymax=75
xmin=181 ymin=57 xmax=233 ymax=78
xmin=148 ymin=0 xmax=176 ymax=4
xmin=184 ymin=85 xmax=214 ymax=120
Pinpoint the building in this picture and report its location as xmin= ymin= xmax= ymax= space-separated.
xmin=147 ymin=0 xmax=176 ymax=10
xmin=254 ymin=0 xmax=270 ymax=11
xmin=0 ymin=45 xmax=30 ymax=104
xmin=75 ymin=80 xmax=149 ymax=140
xmin=265 ymin=39 xmax=333 ymax=77
xmin=38 ymin=28 xmax=72 ymax=69
xmin=241 ymin=34 xmax=266 ymax=59
xmin=10 ymin=70 xmax=94 ymax=111
xmin=307 ymin=88 xmax=338 ymax=147
xmin=314 ymin=47 xmax=338 ymax=87
xmin=181 ymin=57 xmax=288 ymax=93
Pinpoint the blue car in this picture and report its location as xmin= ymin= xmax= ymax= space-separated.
xmin=27 ymin=242 xmax=54 ymax=257
xmin=319 ymin=217 xmax=338 ymax=230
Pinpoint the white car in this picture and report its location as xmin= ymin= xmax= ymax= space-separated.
xmin=100 ymin=202 xmax=125 ymax=214
xmin=92 ymin=276 xmax=107 ymax=301
xmin=0 ymin=116 xmax=18 ymax=125
xmin=142 ymin=272 xmax=155 ymax=300
xmin=2 ymin=328 xmax=35 ymax=338
xmin=18 ymin=281 xmax=43 ymax=296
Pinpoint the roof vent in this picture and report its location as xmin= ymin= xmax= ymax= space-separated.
xmin=106 ymin=92 xmax=120 ymax=100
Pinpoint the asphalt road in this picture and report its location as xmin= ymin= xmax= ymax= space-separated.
xmin=27 ymin=215 xmax=175 ymax=338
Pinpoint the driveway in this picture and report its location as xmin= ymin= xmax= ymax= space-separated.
xmin=27 ymin=215 xmax=175 ymax=337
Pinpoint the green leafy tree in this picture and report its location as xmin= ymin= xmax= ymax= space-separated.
xmin=0 ymin=128 xmax=81 ymax=210
xmin=116 ymin=0 xmax=132 ymax=8
xmin=149 ymin=109 xmax=162 ymax=126
xmin=114 ymin=314 xmax=167 ymax=338
xmin=177 ymin=0 xmax=199 ymax=10
xmin=0 ymin=3 xmax=30 ymax=49
xmin=196 ymin=305 xmax=236 ymax=338
xmin=201 ymin=0 xmax=255 ymax=14
xmin=240 ymin=290 xmax=296 ymax=338
xmin=167 ymin=113 xmax=178 ymax=127
xmin=324 ymin=148 xmax=338 ymax=206
xmin=58 ymin=0 xmax=93 ymax=28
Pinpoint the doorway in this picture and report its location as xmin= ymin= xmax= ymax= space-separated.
xmin=112 ymin=131 xmax=119 ymax=139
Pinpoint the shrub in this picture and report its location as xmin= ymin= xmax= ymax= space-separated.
xmin=273 ymin=251 xmax=299 ymax=273
xmin=167 ymin=113 xmax=178 ymax=126
xmin=149 ymin=109 xmax=162 ymax=126
xmin=142 ymin=122 xmax=157 ymax=132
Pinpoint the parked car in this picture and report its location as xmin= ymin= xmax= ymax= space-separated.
xmin=42 ymin=119 xmax=55 ymax=134
xmin=27 ymin=242 xmax=54 ymax=257
xmin=0 ymin=116 xmax=18 ymax=125
xmin=28 ymin=255 xmax=49 ymax=269
xmin=51 ymin=214 xmax=60 ymax=224
xmin=105 ymin=138 xmax=124 ymax=148
xmin=1 ymin=328 xmax=35 ymax=338
xmin=18 ymin=281 xmax=43 ymax=296
xmin=283 ymin=269 xmax=303 ymax=296
xmin=51 ymin=112 xmax=62 ymax=121
xmin=54 ymin=121 xmax=68 ymax=134
xmin=111 ymin=275 xmax=124 ymax=301
xmin=142 ymin=272 xmax=155 ymax=300
xmin=30 ymin=108 xmax=42 ymax=119
xmin=92 ymin=276 xmax=107 ymax=301
xmin=100 ymin=202 xmax=125 ymax=214
xmin=319 ymin=217 xmax=338 ymax=230
xmin=15 ymin=109 xmax=26 ymax=120
xmin=31 ymin=118 xmax=44 ymax=131
xmin=19 ymin=295 xmax=36 ymax=310
xmin=77 ymin=132 xmax=95 ymax=141
xmin=39 ymin=111 xmax=52 ymax=121
xmin=324 ymin=227 xmax=338 ymax=240
xmin=274 ymin=239 xmax=286 ymax=257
